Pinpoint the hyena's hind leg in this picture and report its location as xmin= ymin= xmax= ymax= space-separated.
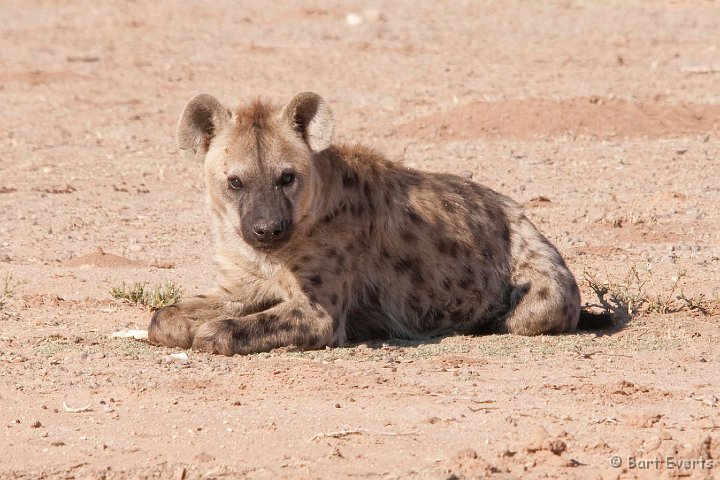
xmin=148 ymin=294 xmax=273 ymax=349
xmin=499 ymin=219 xmax=581 ymax=336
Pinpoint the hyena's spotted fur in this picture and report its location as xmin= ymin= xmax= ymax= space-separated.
xmin=148 ymin=92 xmax=594 ymax=356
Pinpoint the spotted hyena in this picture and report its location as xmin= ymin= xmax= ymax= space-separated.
xmin=148 ymin=92 xmax=609 ymax=356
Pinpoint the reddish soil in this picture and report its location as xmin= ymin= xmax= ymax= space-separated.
xmin=398 ymin=97 xmax=720 ymax=141
xmin=1 ymin=1 xmax=719 ymax=479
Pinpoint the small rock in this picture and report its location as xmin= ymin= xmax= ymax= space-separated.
xmin=31 ymin=421 xmax=42 ymax=428
xmin=173 ymin=466 xmax=186 ymax=480
xmin=524 ymin=426 xmax=566 ymax=455
xmin=525 ymin=426 xmax=551 ymax=452
xmin=165 ymin=352 xmax=189 ymax=364
xmin=110 ymin=329 xmax=148 ymax=339
xmin=547 ymin=439 xmax=567 ymax=455
xmin=346 ymin=12 xmax=363 ymax=26
xmin=625 ymin=413 xmax=663 ymax=428
xmin=150 ymin=259 xmax=175 ymax=269
xmin=455 ymin=448 xmax=478 ymax=460
xmin=194 ymin=452 xmax=214 ymax=463
xmin=450 ymin=448 xmax=501 ymax=477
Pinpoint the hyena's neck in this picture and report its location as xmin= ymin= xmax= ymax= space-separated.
xmin=310 ymin=144 xmax=398 ymax=224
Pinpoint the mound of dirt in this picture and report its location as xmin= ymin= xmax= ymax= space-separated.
xmin=64 ymin=248 xmax=147 ymax=268
xmin=397 ymin=97 xmax=720 ymax=141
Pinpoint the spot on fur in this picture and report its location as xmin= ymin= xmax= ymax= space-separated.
xmin=343 ymin=171 xmax=358 ymax=188
xmin=406 ymin=208 xmax=423 ymax=225
xmin=400 ymin=228 xmax=417 ymax=243
xmin=537 ymin=287 xmax=550 ymax=300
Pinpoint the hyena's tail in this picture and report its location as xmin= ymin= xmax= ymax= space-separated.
xmin=500 ymin=265 xmax=581 ymax=336
xmin=499 ymin=215 xmax=582 ymax=336
xmin=577 ymin=309 xmax=614 ymax=331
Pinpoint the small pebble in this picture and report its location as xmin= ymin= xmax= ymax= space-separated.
xmin=346 ymin=13 xmax=363 ymax=26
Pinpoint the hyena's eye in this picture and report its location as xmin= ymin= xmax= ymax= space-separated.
xmin=228 ymin=176 xmax=243 ymax=190
xmin=279 ymin=171 xmax=295 ymax=187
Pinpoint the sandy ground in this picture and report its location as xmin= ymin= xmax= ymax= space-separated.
xmin=1 ymin=1 xmax=720 ymax=478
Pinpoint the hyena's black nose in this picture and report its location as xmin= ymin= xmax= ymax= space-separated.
xmin=253 ymin=219 xmax=287 ymax=242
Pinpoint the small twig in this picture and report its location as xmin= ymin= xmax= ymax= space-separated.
xmin=636 ymin=328 xmax=652 ymax=339
xmin=311 ymin=428 xmax=416 ymax=441
xmin=589 ymin=416 xmax=620 ymax=425
xmin=681 ymin=65 xmax=720 ymax=75
xmin=375 ymin=431 xmax=416 ymax=437
xmin=428 ymin=393 xmax=495 ymax=403
xmin=575 ymin=350 xmax=602 ymax=359
xmin=576 ymin=351 xmax=633 ymax=359
xmin=311 ymin=428 xmax=369 ymax=440
xmin=468 ymin=406 xmax=499 ymax=412
xmin=66 ymin=55 xmax=100 ymax=63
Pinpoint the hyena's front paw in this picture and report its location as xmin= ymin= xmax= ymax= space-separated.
xmin=147 ymin=304 xmax=196 ymax=349
xmin=191 ymin=319 xmax=238 ymax=356
xmin=148 ymin=295 xmax=229 ymax=349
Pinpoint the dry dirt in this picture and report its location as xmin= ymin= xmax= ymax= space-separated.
xmin=1 ymin=1 xmax=720 ymax=479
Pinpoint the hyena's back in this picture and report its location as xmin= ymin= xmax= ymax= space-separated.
xmin=318 ymin=149 xmax=581 ymax=341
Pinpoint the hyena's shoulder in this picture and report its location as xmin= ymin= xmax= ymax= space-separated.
xmin=313 ymin=144 xmax=529 ymax=259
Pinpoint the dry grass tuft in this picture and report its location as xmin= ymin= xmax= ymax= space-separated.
xmin=110 ymin=282 xmax=182 ymax=310
xmin=0 ymin=271 xmax=21 ymax=310
xmin=584 ymin=267 xmax=713 ymax=318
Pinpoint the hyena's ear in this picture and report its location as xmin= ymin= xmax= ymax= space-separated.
xmin=281 ymin=92 xmax=334 ymax=153
xmin=177 ymin=94 xmax=231 ymax=160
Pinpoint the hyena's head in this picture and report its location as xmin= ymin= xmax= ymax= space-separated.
xmin=176 ymin=92 xmax=334 ymax=253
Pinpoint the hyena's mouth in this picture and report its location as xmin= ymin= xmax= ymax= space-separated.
xmin=251 ymin=240 xmax=290 ymax=253
xmin=238 ymin=222 xmax=294 ymax=253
